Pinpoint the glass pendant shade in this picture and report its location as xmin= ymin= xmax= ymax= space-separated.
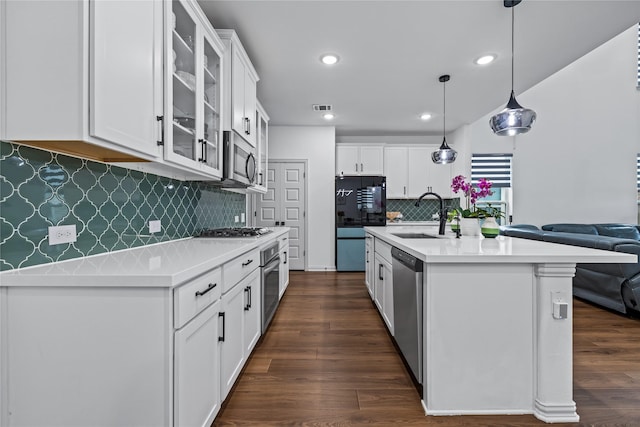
xmin=431 ymin=137 xmax=457 ymax=164
xmin=489 ymin=90 xmax=537 ymax=136
xmin=490 ymin=1 xmax=536 ymax=136
xmin=431 ymin=74 xmax=457 ymax=164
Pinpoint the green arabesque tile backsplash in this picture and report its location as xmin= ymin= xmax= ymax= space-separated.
xmin=0 ymin=141 xmax=246 ymax=271
xmin=387 ymin=198 xmax=459 ymax=222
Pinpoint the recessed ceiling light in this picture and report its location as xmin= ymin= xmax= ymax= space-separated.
xmin=320 ymin=54 xmax=339 ymax=65
xmin=323 ymin=113 xmax=335 ymax=120
xmin=475 ymin=54 xmax=496 ymax=65
xmin=420 ymin=113 xmax=432 ymax=121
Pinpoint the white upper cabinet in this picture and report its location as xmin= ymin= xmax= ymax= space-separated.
xmin=164 ymin=0 xmax=225 ymax=179
xmin=384 ymin=146 xmax=453 ymax=198
xmin=336 ymin=145 xmax=384 ymax=175
xmin=2 ymin=0 xmax=163 ymax=162
xmin=217 ymin=30 xmax=259 ymax=147
xmin=251 ymin=100 xmax=269 ymax=194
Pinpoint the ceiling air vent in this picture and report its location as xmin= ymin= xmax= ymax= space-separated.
xmin=312 ymin=104 xmax=332 ymax=112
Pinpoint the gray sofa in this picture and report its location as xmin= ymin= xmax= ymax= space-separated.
xmin=501 ymin=223 xmax=640 ymax=315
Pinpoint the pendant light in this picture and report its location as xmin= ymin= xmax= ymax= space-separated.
xmin=431 ymin=74 xmax=457 ymax=164
xmin=489 ymin=0 xmax=536 ymax=136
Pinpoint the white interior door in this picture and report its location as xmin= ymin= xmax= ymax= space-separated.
xmin=254 ymin=161 xmax=306 ymax=271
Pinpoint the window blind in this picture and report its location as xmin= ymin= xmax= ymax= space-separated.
xmin=637 ymin=154 xmax=640 ymax=190
xmin=471 ymin=154 xmax=512 ymax=188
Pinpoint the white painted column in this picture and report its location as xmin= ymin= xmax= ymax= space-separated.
xmin=533 ymin=263 xmax=580 ymax=423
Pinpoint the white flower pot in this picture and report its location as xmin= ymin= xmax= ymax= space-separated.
xmin=460 ymin=217 xmax=481 ymax=236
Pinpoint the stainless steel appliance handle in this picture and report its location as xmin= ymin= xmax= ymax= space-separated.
xmin=263 ymin=257 xmax=280 ymax=275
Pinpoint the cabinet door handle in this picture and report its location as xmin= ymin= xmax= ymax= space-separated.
xmin=284 ymin=251 xmax=287 ymax=264
xmin=242 ymin=259 xmax=254 ymax=267
xmin=281 ymin=221 xmax=285 ymax=226
xmin=259 ymin=172 xmax=263 ymax=186
xmin=361 ymin=163 xmax=363 ymax=171
xmin=355 ymin=163 xmax=358 ymax=172
xmin=195 ymin=282 xmax=217 ymax=297
xmin=365 ymin=250 xmax=369 ymax=263
xmin=248 ymin=286 xmax=252 ymax=309
xmin=218 ymin=312 xmax=225 ymax=342
xmin=403 ymin=186 xmax=406 ymax=195
xmin=244 ymin=286 xmax=250 ymax=311
xmin=244 ymin=117 xmax=251 ymax=135
xmin=275 ymin=221 xmax=280 ymax=226
xmin=156 ymin=115 xmax=164 ymax=146
xmin=379 ymin=264 xmax=384 ymax=280
xmin=198 ymin=138 xmax=205 ymax=162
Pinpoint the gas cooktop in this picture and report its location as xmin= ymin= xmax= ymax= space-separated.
xmin=196 ymin=227 xmax=272 ymax=238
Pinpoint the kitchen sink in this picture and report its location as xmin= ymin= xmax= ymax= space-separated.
xmin=391 ymin=232 xmax=439 ymax=239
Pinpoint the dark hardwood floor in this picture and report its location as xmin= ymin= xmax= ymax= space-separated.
xmin=213 ymin=271 xmax=640 ymax=426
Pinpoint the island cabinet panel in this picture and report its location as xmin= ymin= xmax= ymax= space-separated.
xmin=4 ymin=286 xmax=172 ymax=427
xmin=423 ymin=264 xmax=534 ymax=413
xmin=373 ymin=238 xmax=394 ymax=334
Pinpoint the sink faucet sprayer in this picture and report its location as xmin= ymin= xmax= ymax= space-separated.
xmin=415 ymin=191 xmax=447 ymax=236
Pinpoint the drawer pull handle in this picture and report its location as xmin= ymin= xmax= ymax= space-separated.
xmin=242 ymin=259 xmax=253 ymax=267
xmin=195 ymin=283 xmax=217 ymax=297
xmin=218 ymin=312 xmax=225 ymax=342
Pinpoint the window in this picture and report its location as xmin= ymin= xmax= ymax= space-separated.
xmin=472 ymin=154 xmax=513 ymax=224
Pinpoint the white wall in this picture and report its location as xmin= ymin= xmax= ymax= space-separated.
xmin=470 ymin=25 xmax=640 ymax=226
xmin=269 ymin=126 xmax=336 ymax=271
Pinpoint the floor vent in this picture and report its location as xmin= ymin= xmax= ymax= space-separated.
xmin=312 ymin=104 xmax=332 ymax=112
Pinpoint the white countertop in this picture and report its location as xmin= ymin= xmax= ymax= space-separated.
xmin=0 ymin=228 xmax=288 ymax=288
xmin=365 ymin=225 xmax=637 ymax=264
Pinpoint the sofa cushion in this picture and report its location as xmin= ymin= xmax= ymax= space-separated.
xmin=541 ymin=232 xmax=598 ymax=248
xmin=541 ymin=223 xmax=598 ymax=234
xmin=501 ymin=227 xmax=544 ymax=240
xmin=594 ymin=224 xmax=640 ymax=241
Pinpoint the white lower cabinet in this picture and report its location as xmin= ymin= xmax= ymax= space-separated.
xmin=174 ymin=299 xmax=221 ymax=427
xmin=374 ymin=238 xmax=394 ymax=335
xmin=242 ymin=269 xmax=262 ymax=357
xmin=279 ymin=235 xmax=290 ymax=298
xmin=219 ymin=277 xmax=246 ymax=401
xmin=365 ymin=234 xmax=375 ymax=299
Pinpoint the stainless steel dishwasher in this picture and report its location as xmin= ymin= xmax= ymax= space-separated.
xmin=392 ymin=247 xmax=423 ymax=384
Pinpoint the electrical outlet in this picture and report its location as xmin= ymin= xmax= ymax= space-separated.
xmin=48 ymin=225 xmax=77 ymax=245
xmin=149 ymin=220 xmax=161 ymax=233
xmin=234 ymin=215 xmax=239 ymax=223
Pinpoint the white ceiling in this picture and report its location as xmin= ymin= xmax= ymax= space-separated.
xmin=198 ymin=0 xmax=640 ymax=137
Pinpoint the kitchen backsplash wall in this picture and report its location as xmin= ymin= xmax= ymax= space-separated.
xmin=387 ymin=198 xmax=459 ymax=222
xmin=0 ymin=141 xmax=246 ymax=271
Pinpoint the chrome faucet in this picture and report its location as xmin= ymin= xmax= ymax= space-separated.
xmin=415 ymin=191 xmax=447 ymax=235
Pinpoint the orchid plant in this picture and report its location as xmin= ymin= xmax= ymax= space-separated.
xmin=450 ymin=175 xmax=495 ymax=219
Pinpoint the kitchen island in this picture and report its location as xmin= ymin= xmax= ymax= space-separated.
xmin=364 ymin=225 xmax=636 ymax=423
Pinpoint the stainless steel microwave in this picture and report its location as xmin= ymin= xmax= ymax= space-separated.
xmin=219 ymin=130 xmax=257 ymax=188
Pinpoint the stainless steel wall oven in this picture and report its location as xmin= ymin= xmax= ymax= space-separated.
xmin=260 ymin=242 xmax=280 ymax=332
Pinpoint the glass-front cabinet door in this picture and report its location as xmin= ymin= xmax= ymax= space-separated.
xmin=165 ymin=0 xmax=223 ymax=179
xmin=251 ymin=101 xmax=269 ymax=193
xmin=201 ymin=32 xmax=222 ymax=172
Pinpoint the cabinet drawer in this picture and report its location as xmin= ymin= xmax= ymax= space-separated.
xmin=223 ymin=248 xmax=260 ymax=293
xmin=375 ymin=238 xmax=392 ymax=263
xmin=174 ymin=267 xmax=222 ymax=329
